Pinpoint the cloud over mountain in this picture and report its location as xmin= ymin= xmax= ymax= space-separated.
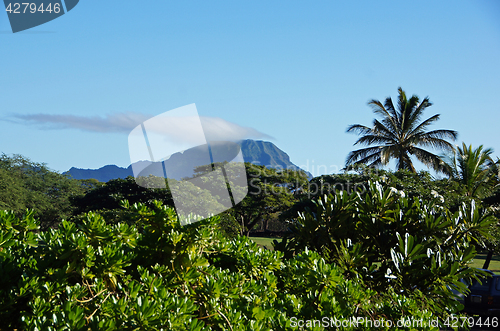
xmin=12 ymin=112 xmax=273 ymax=142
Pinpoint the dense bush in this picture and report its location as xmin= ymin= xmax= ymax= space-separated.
xmin=71 ymin=176 xmax=225 ymax=218
xmin=1 ymin=202 xmax=450 ymax=330
xmin=276 ymin=181 xmax=496 ymax=321
xmin=70 ymin=163 xmax=309 ymax=237
xmin=307 ymin=169 xmax=471 ymax=211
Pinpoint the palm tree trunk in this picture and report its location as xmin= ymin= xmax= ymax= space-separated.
xmin=482 ymin=250 xmax=493 ymax=270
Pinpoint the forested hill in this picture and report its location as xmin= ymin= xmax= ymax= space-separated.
xmin=66 ymin=139 xmax=312 ymax=182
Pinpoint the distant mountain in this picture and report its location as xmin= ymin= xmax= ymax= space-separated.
xmin=240 ymin=140 xmax=309 ymax=175
xmin=66 ymin=164 xmax=133 ymax=183
xmin=66 ymin=140 xmax=312 ymax=182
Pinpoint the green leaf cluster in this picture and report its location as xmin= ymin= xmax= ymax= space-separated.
xmin=277 ymin=181 xmax=496 ymax=321
xmin=1 ymin=201 xmax=445 ymax=330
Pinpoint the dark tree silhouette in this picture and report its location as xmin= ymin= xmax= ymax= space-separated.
xmin=346 ymin=87 xmax=457 ymax=173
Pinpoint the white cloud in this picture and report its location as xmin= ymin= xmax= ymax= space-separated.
xmin=12 ymin=112 xmax=273 ymax=142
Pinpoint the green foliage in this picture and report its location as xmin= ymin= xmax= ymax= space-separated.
xmin=0 ymin=202 xmax=445 ymax=330
xmin=232 ymin=163 xmax=309 ymax=236
xmin=217 ymin=212 xmax=241 ymax=238
xmin=442 ymin=143 xmax=499 ymax=199
xmin=307 ymin=168 xmax=473 ymax=212
xmin=71 ymin=162 xmax=309 ymax=237
xmin=72 ymin=176 xmax=225 ymax=219
xmin=277 ymin=181 xmax=497 ymax=320
xmin=0 ymin=154 xmax=93 ymax=229
xmin=71 ymin=176 xmax=173 ymax=214
xmin=304 ymin=166 xmax=500 ymax=257
xmin=278 ymin=249 xmax=440 ymax=330
xmin=345 ymin=87 xmax=457 ymax=173
xmin=191 ymin=162 xmax=309 ymax=236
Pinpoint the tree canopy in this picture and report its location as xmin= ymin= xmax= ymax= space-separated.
xmin=442 ymin=143 xmax=499 ymax=199
xmin=346 ymin=87 xmax=457 ymax=173
xmin=190 ymin=162 xmax=309 ymax=236
xmin=0 ymin=154 xmax=94 ymax=229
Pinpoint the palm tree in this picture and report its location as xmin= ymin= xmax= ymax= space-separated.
xmin=444 ymin=146 xmax=500 ymax=270
xmin=443 ymin=143 xmax=498 ymax=199
xmin=345 ymin=87 xmax=457 ymax=173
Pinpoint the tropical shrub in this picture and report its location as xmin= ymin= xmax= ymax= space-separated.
xmin=307 ymin=168 xmax=470 ymax=211
xmin=0 ymin=202 xmax=450 ymax=330
xmin=442 ymin=143 xmax=499 ymax=199
xmin=276 ymin=181 xmax=497 ymax=320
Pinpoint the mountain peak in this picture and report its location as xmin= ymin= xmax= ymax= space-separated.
xmin=66 ymin=140 xmax=311 ymax=181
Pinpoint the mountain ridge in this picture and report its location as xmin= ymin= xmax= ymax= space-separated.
xmin=66 ymin=140 xmax=312 ymax=182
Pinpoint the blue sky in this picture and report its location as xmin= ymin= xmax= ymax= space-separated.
xmin=1 ymin=0 xmax=499 ymax=177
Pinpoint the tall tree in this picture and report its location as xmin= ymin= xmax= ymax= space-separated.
xmin=443 ymin=143 xmax=499 ymax=199
xmin=191 ymin=162 xmax=309 ymax=236
xmin=441 ymin=144 xmax=500 ymax=270
xmin=71 ymin=176 xmax=225 ymax=219
xmin=484 ymin=157 xmax=500 ymax=207
xmin=0 ymin=153 xmax=93 ymax=229
xmin=345 ymin=87 xmax=457 ymax=173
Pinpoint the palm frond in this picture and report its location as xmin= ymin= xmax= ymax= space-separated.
xmin=373 ymin=119 xmax=398 ymax=139
xmin=408 ymin=96 xmax=432 ymax=130
xmin=346 ymin=124 xmax=374 ymax=135
xmin=345 ymin=88 xmax=457 ymax=173
xmin=345 ymin=146 xmax=385 ymax=167
xmin=367 ymin=157 xmax=384 ymax=168
xmin=409 ymin=147 xmax=448 ymax=174
xmin=401 ymin=94 xmax=420 ymax=132
xmin=354 ymin=134 xmax=396 ymax=146
xmin=396 ymin=87 xmax=407 ymax=121
xmin=383 ymin=97 xmax=401 ymax=127
xmin=417 ymin=129 xmax=458 ymax=141
xmin=411 ymin=131 xmax=457 ymax=152
xmin=437 ymin=153 xmax=457 ymax=178
xmin=408 ymin=114 xmax=441 ymax=136
xmin=368 ymin=99 xmax=399 ymax=133
xmin=439 ymin=143 xmax=497 ymax=198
